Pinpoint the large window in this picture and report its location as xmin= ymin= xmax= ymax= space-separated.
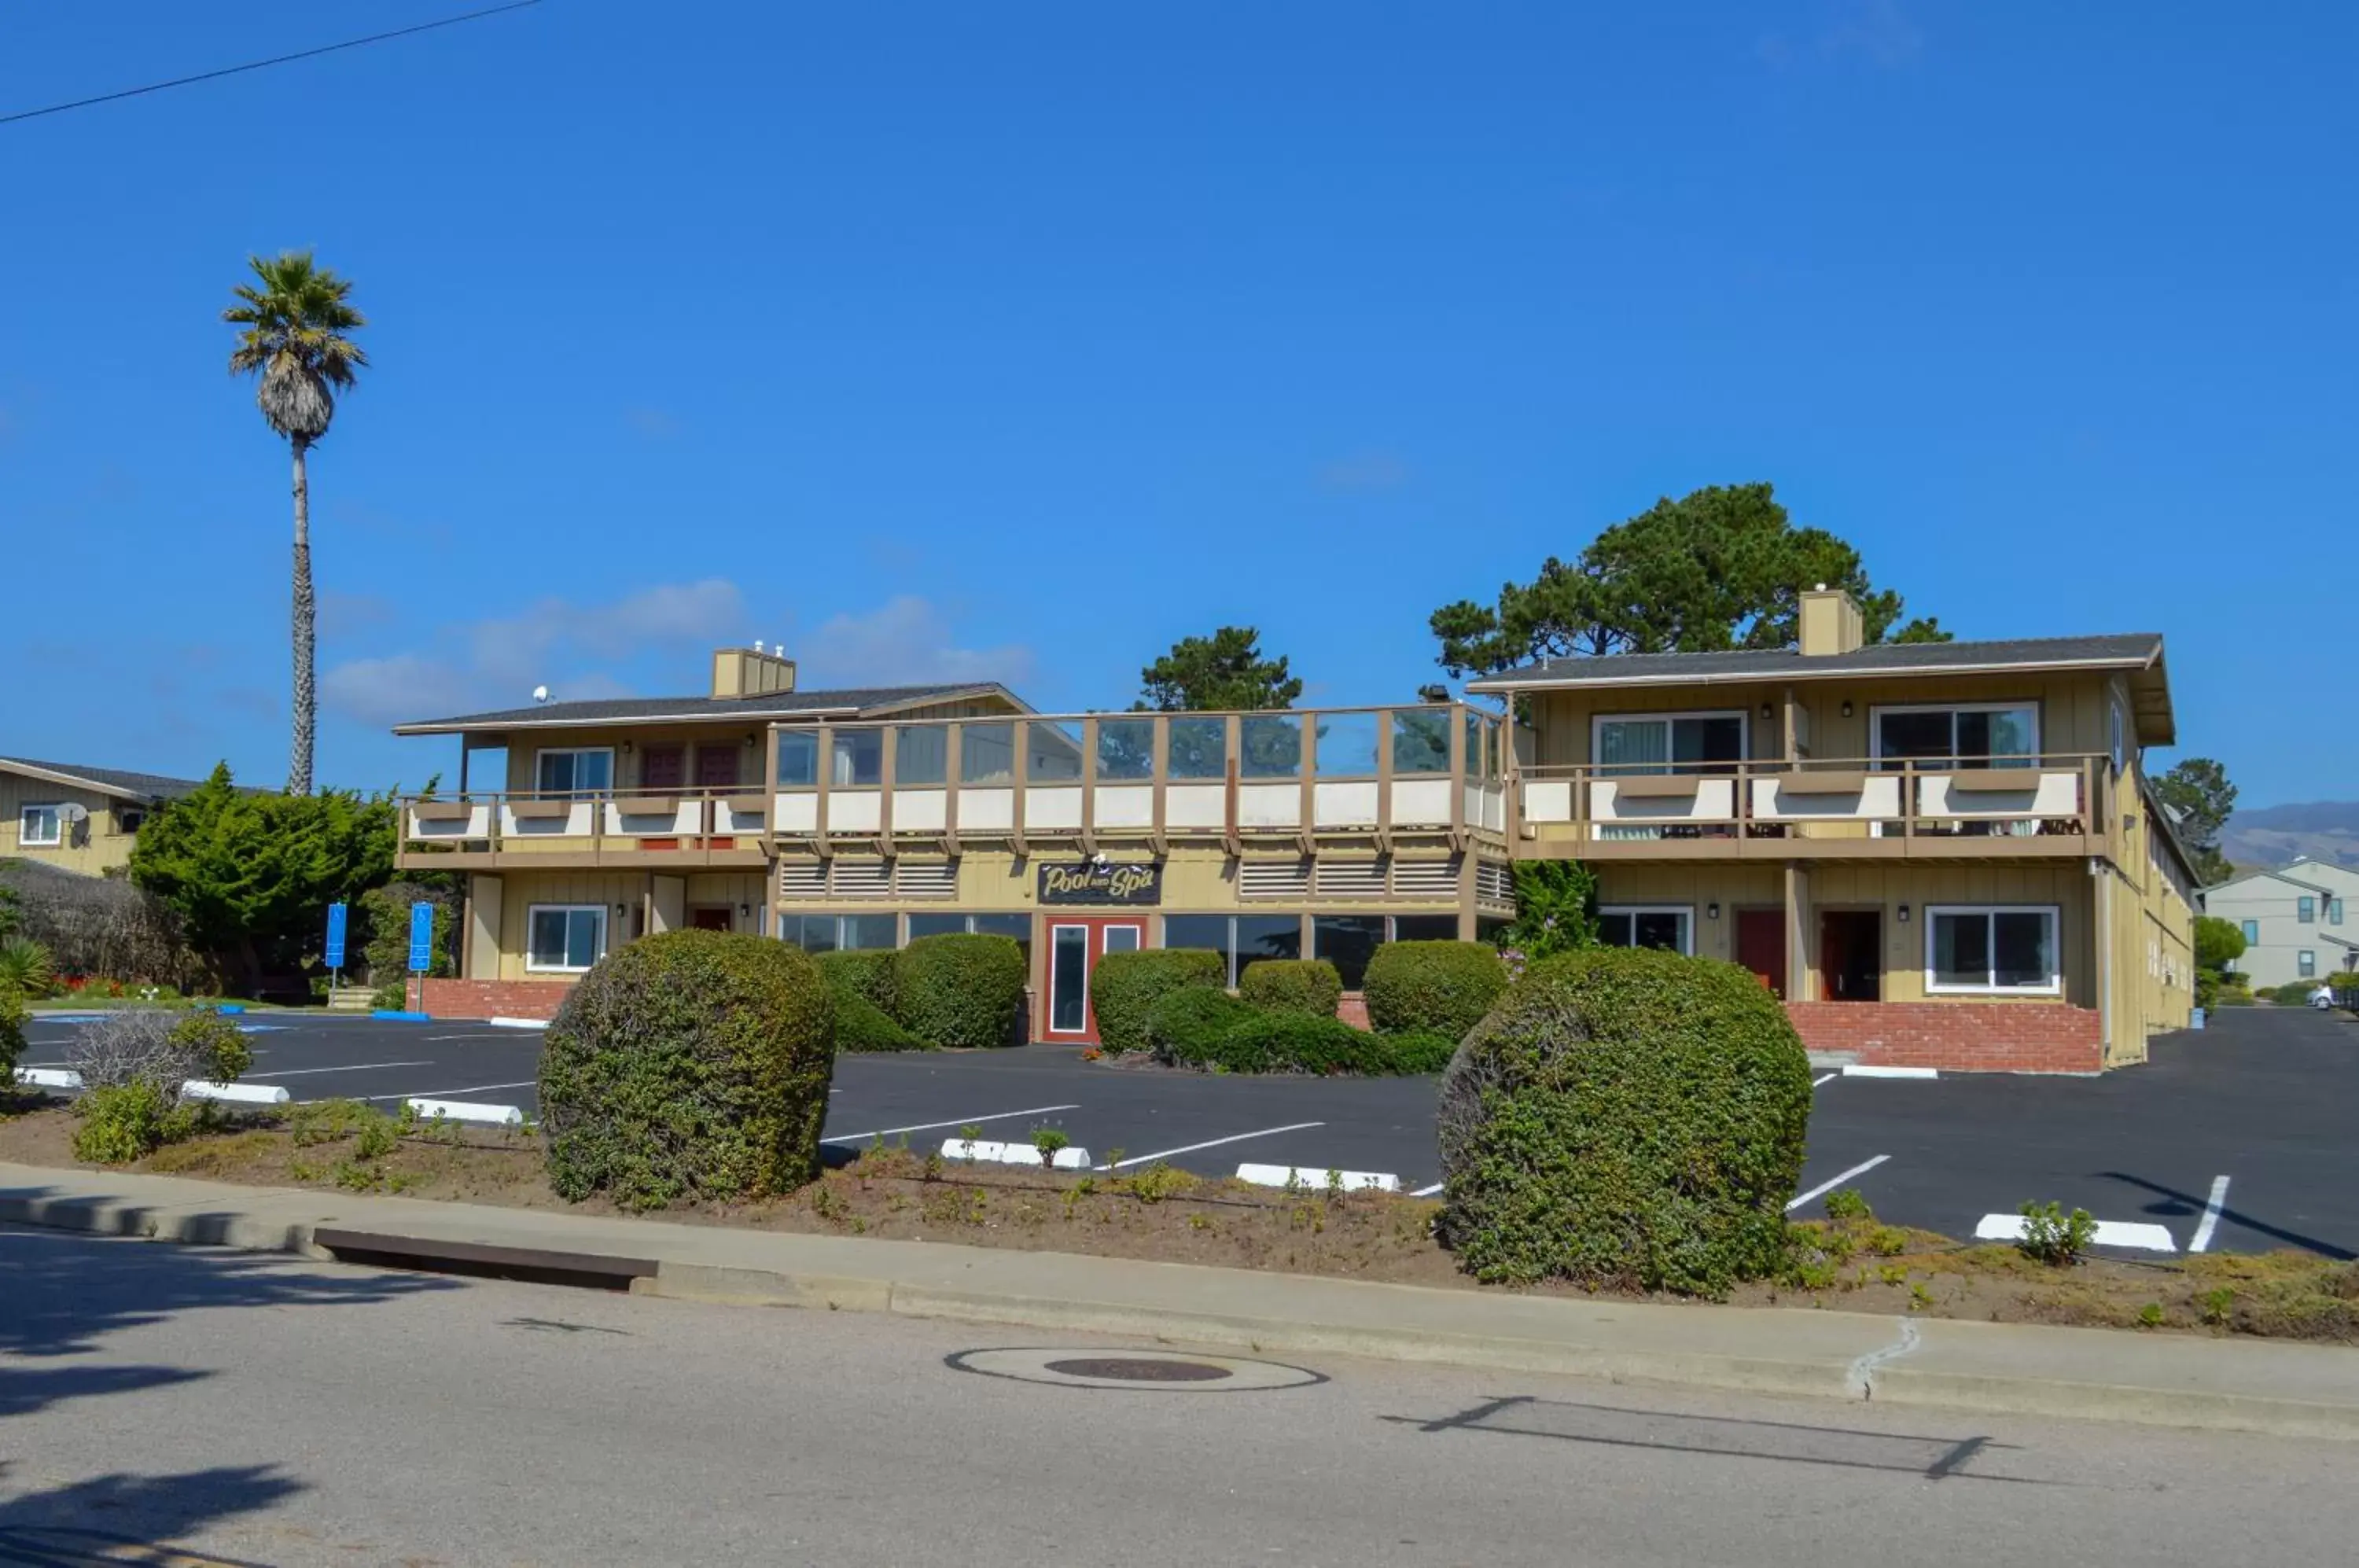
xmin=906 ymin=911 xmax=1032 ymax=966
xmin=1162 ymin=913 xmax=1301 ymax=988
xmin=1597 ymin=905 xmax=1693 ymax=955
xmin=1165 ymin=912 xmax=1465 ymax=987
xmin=1873 ymin=704 xmax=2039 ymax=766
xmin=1927 ymin=906 xmax=2059 ymax=995
xmin=534 ymin=748 xmax=613 ymax=797
xmin=1592 ymin=712 xmax=1746 ymax=774
xmin=1312 ymin=915 xmax=1386 ymax=989
xmin=777 ymin=730 xmax=819 ymax=786
xmin=526 ymin=905 xmax=607 ymax=972
xmin=18 ymin=804 xmax=61 ymax=847
xmin=777 ymin=911 xmax=896 ymax=952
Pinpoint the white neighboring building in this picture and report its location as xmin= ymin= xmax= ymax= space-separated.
xmin=2204 ymin=860 xmax=2359 ymax=988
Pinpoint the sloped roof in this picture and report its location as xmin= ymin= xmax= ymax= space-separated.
xmin=0 ymin=756 xmax=212 ymax=803
xmin=1467 ymin=633 xmax=2174 ymax=743
xmin=392 ymin=683 xmax=1025 ymax=736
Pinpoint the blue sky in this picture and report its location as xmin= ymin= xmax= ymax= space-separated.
xmin=3 ymin=2 xmax=2346 ymax=807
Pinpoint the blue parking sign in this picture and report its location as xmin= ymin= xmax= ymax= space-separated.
xmin=324 ymin=902 xmax=348 ymax=970
xmin=408 ymin=901 xmax=436 ymax=973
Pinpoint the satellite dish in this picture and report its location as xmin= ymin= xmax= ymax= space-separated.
xmin=532 ymin=685 xmax=551 ymax=705
xmin=60 ymin=804 xmax=90 ymax=823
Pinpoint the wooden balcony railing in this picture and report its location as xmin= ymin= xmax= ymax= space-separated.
xmin=1511 ymin=753 xmax=2114 ymax=859
xmin=764 ymin=704 xmax=1509 ymax=856
xmin=397 ymin=786 xmax=772 ymax=867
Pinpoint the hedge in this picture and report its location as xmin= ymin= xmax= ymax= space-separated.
xmin=1238 ymin=959 xmax=1342 ymax=1019
xmin=1150 ymin=999 xmax=1456 ymax=1077
xmin=893 ymin=933 xmax=1026 ymax=1049
xmin=1363 ymin=940 xmax=1507 ymax=1040
xmin=1435 ymin=946 xmax=1812 ymax=1296
xmin=1144 ymin=985 xmax=1257 ymax=1062
xmin=815 ymin=948 xmax=898 ymax=1016
xmin=834 ymin=990 xmax=928 ymax=1051
xmin=541 ymin=929 xmax=836 ymax=1209
xmin=1090 ymin=948 xmax=1224 ymax=1054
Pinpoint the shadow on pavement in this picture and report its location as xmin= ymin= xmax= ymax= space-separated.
xmin=2096 ymin=1171 xmax=2357 ymax=1261
xmin=0 ymin=1463 xmax=301 ymax=1566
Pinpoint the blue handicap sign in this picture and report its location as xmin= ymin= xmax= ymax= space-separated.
xmin=324 ymin=902 xmax=348 ymax=970
xmin=408 ymin=901 xmax=436 ymax=973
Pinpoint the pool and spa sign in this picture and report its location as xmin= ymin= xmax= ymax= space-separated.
xmin=1038 ymin=860 xmax=1162 ymax=905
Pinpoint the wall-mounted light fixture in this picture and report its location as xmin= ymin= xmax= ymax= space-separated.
xmin=745 ymin=732 xmax=760 ymax=749
xmin=738 ymin=903 xmax=751 ymax=918
xmin=1759 ymin=702 xmax=1773 ymax=720
xmin=1706 ymin=902 xmax=1721 ymax=921
xmin=1897 ymin=904 xmax=1912 ymax=924
xmin=1840 ymin=700 xmax=1854 ymax=719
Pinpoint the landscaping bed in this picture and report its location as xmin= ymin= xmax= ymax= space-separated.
xmin=3 ymin=1097 xmax=2351 ymax=1343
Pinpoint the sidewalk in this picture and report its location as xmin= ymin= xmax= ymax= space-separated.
xmin=5 ymin=1158 xmax=2354 ymax=1440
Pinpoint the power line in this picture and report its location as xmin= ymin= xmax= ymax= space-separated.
xmin=0 ymin=0 xmax=543 ymax=127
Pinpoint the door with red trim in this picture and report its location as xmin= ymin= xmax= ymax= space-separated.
xmin=1043 ymin=917 xmax=1145 ymax=1045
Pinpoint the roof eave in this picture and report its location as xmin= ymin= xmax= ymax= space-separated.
xmin=1465 ymin=653 xmax=2159 ymax=695
xmin=391 ymin=705 xmax=869 ymax=737
xmin=0 ymin=760 xmax=156 ymax=802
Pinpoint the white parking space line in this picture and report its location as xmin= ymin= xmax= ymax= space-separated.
xmin=1812 ymin=1072 xmax=1838 ymax=1087
xmin=1974 ymin=1213 xmax=2178 ymax=1253
xmin=361 ymin=1080 xmax=539 ymax=1102
xmin=1842 ymin=1065 xmax=1938 ymax=1080
xmin=425 ymin=1032 xmax=532 ymax=1042
xmin=2190 ymin=1175 xmax=2232 ymax=1253
xmin=1093 ymin=1122 xmax=1326 ymax=1172
xmin=820 ymin=1103 xmax=1083 ymax=1145
xmin=1785 ymin=1154 xmax=1892 ymax=1214
xmin=245 ymin=1060 xmax=435 ymax=1080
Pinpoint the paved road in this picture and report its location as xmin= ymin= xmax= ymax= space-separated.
xmin=24 ymin=1005 xmax=2357 ymax=1255
xmin=1 ymin=1224 xmax=2352 ymax=1566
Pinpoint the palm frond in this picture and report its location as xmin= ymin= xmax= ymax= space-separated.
xmin=223 ymin=248 xmax=366 ymax=437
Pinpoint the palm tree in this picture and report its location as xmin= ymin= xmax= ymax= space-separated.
xmin=225 ymin=251 xmax=368 ymax=796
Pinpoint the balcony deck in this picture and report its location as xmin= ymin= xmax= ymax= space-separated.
xmin=1514 ymin=754 xmax=2114 ymax=863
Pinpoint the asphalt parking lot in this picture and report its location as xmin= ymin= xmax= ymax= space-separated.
xmin=19 ymin=1003 xmax=2354 ymax=1257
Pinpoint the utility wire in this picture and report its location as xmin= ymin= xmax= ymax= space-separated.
xmin=0 ymin=0 xmax=543 ymax=127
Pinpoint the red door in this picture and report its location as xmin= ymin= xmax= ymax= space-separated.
xmin=641 ymin=745 xmax=686 ymax=791
xmin=695 ymin=745 xmax=742 ymax=790
xmin=1043 ymin=917 xmax=1146 ymax=1044
xmin=1735 ymin=909 xmax=1787 ymax=999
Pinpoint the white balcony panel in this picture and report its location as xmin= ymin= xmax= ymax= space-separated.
xmin=1237 ymin=783 xmax=1300 ymax=829
xmin=1750 ymin=775 xmax=1905 ymax=821
xmin=1478 ymin=785 xmax=1507 ymax=833
xmin=713 ymin=800 xmax=765 ymax=835
xmin=1095 ymin=784 xmax=1155 ymax=830
xmin=1518 ymin=782 xmax=1573 ymax=825
xmin=1592 ymin=778 xmax=1737 ymax=823
xmin=772 ymin=792 xmax=818 ymax=834
xmin=604 ymin=801 xmax=700 ymax=837
xmin=407 ymin=805 xmax=491 ymax=841
xmin=1312 ymin=780 xmax=1379 ymax=827
xmin=502 ymin=802 xmax=595 ymax=837
xmin=1917 ymin=771 xmax=2080 ymax=820
xmin=1025 ymin=786 xmax=1082 ymax=831
xmin=829 ymin=790 xmax=881 ymax=834
xmin=895 ymin=788 xmax=947 ymax=834
xmin=1165 ymin=783 xmax=1227 ymax=830
xmin=1392 ymin=778 xmax=1455 ymax=826
xmin=960 ymin=787 xmax=1015 ymax=832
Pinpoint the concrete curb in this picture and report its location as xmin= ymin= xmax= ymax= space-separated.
xmin=5 ymin=1161 xmax=2357 ymax=1440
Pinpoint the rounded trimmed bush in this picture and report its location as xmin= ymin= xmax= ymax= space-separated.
xmin=0 ymin=990 xmax=27 ymax=1082
xmin=1145 ymin=985 xmax=1257 ymax=1062
xmin=834 ymin=990 xmax=928 ymax=1051
xmin=1364 ymin=940 xmax=1507 ymax=1040
xmin=892 ymin=933 xmax=1025 ymax=1049
xmin=1238 ymin=959 xmax=1342 ymax=1019
xmin=541 ymin=929 xmax=837 ymax=1209
xmin=1089 ymin=948 xmax=1224 ymax=1054
xmin=815 ymin=948 xmax=898 ymax=1017
xmin=1436 ymin=946 xmax=1812 ymax=1296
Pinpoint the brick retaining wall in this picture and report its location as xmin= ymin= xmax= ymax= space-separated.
xmin=419 ymin=977 xmax=576 ymax=1021
xmin=1785 ymin=1000 xmax=2103 ymax=1073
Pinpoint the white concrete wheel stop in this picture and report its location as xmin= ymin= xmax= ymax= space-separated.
xmin=944 ymin=1347 xmax=1327 ymax=1391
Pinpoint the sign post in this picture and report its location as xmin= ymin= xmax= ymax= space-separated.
xmin=407 ymin=901 xmax=436 ymax=1013
xmin=324 ymin=902 xmax=348 ymax=991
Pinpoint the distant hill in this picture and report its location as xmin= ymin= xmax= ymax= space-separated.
xmin=2222 ymin=802 xmax=2359 ymax=874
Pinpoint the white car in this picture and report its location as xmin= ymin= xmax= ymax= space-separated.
xmin=2312 ymin=984 xmax=2336 ymax=1010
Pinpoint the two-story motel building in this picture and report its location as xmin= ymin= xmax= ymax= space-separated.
xmin=393 ymin=591 xmax=2195 ymax=1072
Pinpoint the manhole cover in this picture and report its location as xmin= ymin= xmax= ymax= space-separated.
xmin=1043 ymin=1356 xmax=1232 ymax=1382
xmin=947 ymin=1347 xmax=1327 ymax=1391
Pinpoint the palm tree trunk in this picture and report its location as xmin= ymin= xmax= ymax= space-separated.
xmin=289 ymin=434 xmax=315 ymax=796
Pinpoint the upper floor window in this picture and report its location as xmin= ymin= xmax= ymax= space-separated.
xmin=2334 ymin=900 xmax=2346 ymax=927
xmin=534 ymin=748 xmax=613 ymax=798
xmin=1593 ymin=712 xmax=1744 ymax=775
xmin=2298 ymin=896 xmax=2317 ymax=924
xmin=1874 ymin=704 xmax=2038 ymax=767
xmin=18 ymin=804 xmax=61 ymax=847
xmin=2241 ymin=919 xmax=2259 ymax=944
xmin=2109 ymin=698 xmax=2128 ymax=775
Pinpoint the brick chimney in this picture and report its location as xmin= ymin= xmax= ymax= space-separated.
xmin=711 ymin=644 xmax=797 ymax=698
xmin=1798 ymin=585 xmax=1864 ymax=657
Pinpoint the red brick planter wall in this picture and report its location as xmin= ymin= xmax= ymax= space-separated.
xmin=418 ymin=977 xmax=576 ymax=1021
xmin=1785 ymin=1000 xmax=2103 ymax=1074
xmin=1336 ymin=993 xmax=1371 ymax=1032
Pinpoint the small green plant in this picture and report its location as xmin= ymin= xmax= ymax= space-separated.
xmin=1792 ymin=1257 xmax=1838 ymax=1290
xmin=1123 ymin=1161 xmax=1196 ymax=1204
xmin=1868 ymin=1225 xmax=1910 ymax=1257
xmin=1325 ymin=1167 xmax=1344 ymax=1198
xmin=2016 ymin=1201 xmax=2098 ymax=1266
xmin=811 ymin=1184 xmax=848 ymax=1221
xmin=0 ymin=937 xmax=57 ymax=1000
xmin=1029 ymin=1127 xmax=1071 ymax=1168
xmin=922 ymin=1151 xmax=944 ymax=1182
xmin=1102 ymin=1147 xmax=1124 ymax=1172
xmin=71 ymin=1080 xmax=193 ymax=1164
xmin=333 ymin=1159 xmax=385 ymax=1192
xmin=1822 ymin=1188 xmax=1872 ymax=1224
xmin=1878 ymin=1264 xmax=1909 ymax=1286
xmin=287 ymin=1156 xmax=323 ymax=1183
xmin=2136 ymin=1301 xmax=2166 ymax=1328
xmin=1187 ymin=1212 xmax=1213 ymax=1231
xmin=2199 ymin=1286 xmax=2236 ymax=1326
xmin=1909 ymin=1281 xmax=1934 ymax=1312
xmin=957 ymin=1124 xmax=984 ymax=1145
xmin=352 ymin=1111 xmax=399 ymax=1161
